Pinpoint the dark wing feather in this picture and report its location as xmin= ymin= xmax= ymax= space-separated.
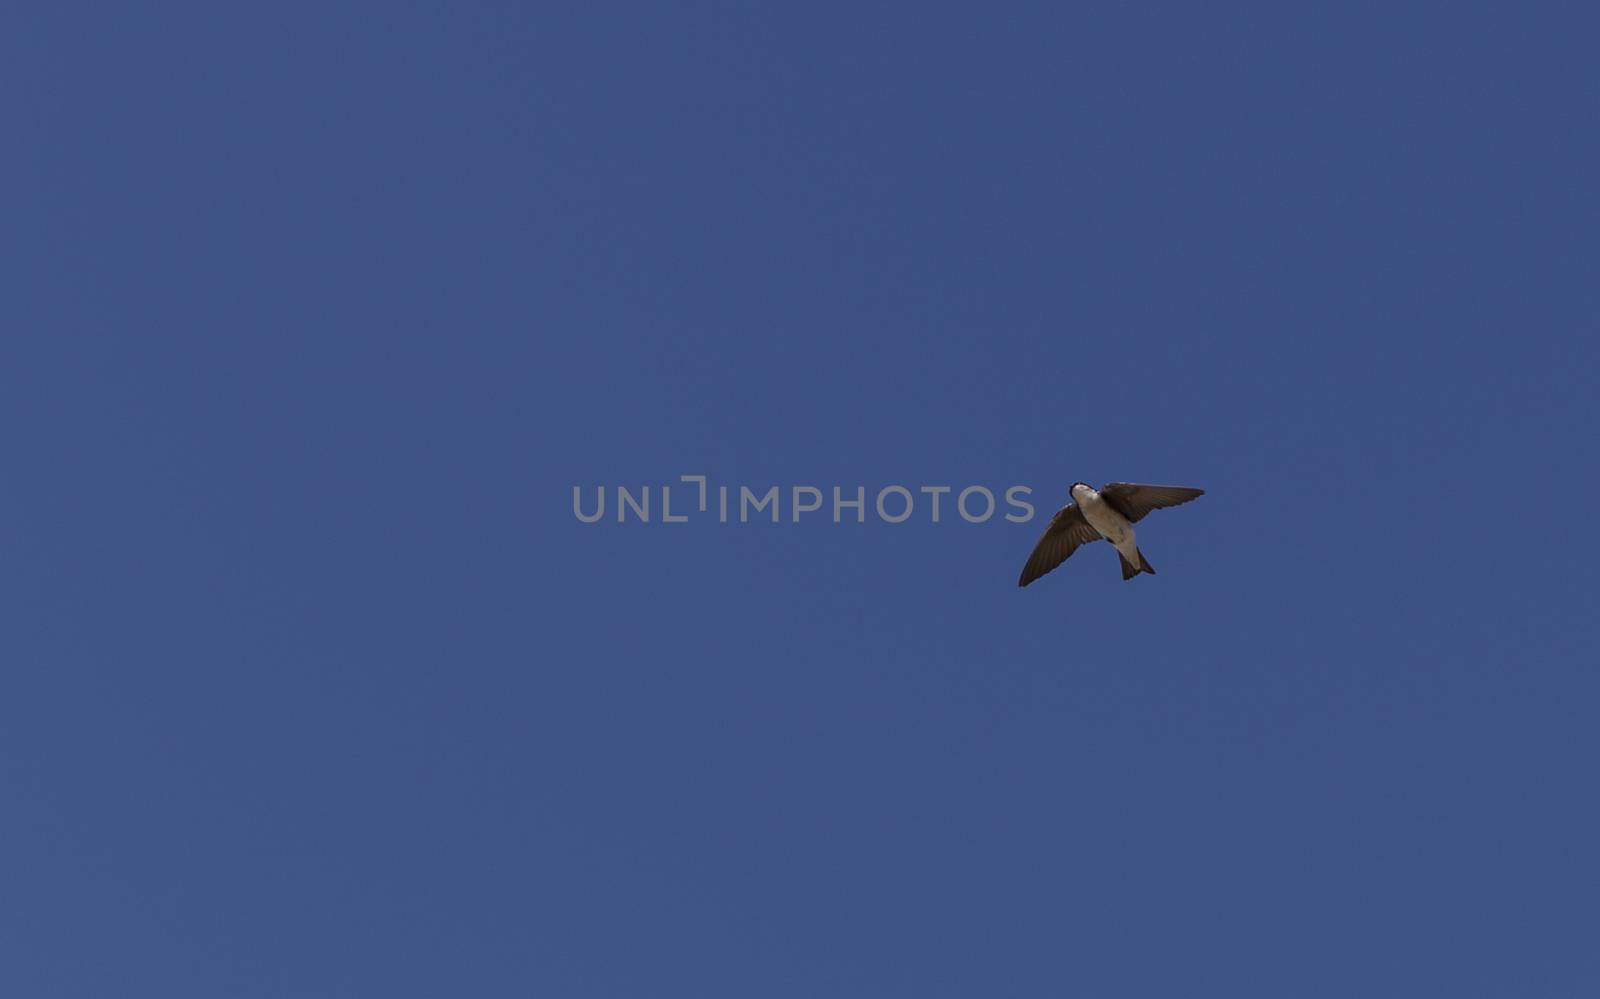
xmin=1018 ymin=505 xmax=1102 ymax=587
xmin=1099 ymin=483 xmax=1205 ymax=523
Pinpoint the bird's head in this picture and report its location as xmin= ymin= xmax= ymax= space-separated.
xmin=1069 ymin=481 xmax=1092 ymax=498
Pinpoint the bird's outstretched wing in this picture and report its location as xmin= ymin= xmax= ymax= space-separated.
xmin=1099 ymin=483 xmax=1205 ymax=523
xmin=1018 ymin=505 xmax=1102 ymax=587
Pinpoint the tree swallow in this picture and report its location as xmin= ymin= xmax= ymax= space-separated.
xmin=1018 ymin=482 xmax=1205 ymax=586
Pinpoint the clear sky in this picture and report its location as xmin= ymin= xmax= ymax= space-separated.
xmin=6 ymin=3 xmax=1599 ymax=997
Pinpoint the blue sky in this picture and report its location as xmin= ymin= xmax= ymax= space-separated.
xmin=6 ymin=3 xmax=1599 ymax=996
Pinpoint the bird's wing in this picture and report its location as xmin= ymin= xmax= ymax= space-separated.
xmin=1018 ymin=505 xmax=1102 ymax=587
xmin=1099 ymin=483 xmax=1205 ymax=523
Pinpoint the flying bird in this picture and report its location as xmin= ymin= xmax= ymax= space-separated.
xmin=1018 ymin=482 xmax=1204 ymax=586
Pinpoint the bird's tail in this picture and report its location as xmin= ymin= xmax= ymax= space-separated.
xmin=1120 ymin=548 xmax=1157 ymax=580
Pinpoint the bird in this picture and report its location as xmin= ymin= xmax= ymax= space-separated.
xmin=1018 ymin=481 xmax=1204 ymax=586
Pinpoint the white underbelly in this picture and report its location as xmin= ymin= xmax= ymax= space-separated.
xmin=1080 ymin=495 xmax=1135 ymax=551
